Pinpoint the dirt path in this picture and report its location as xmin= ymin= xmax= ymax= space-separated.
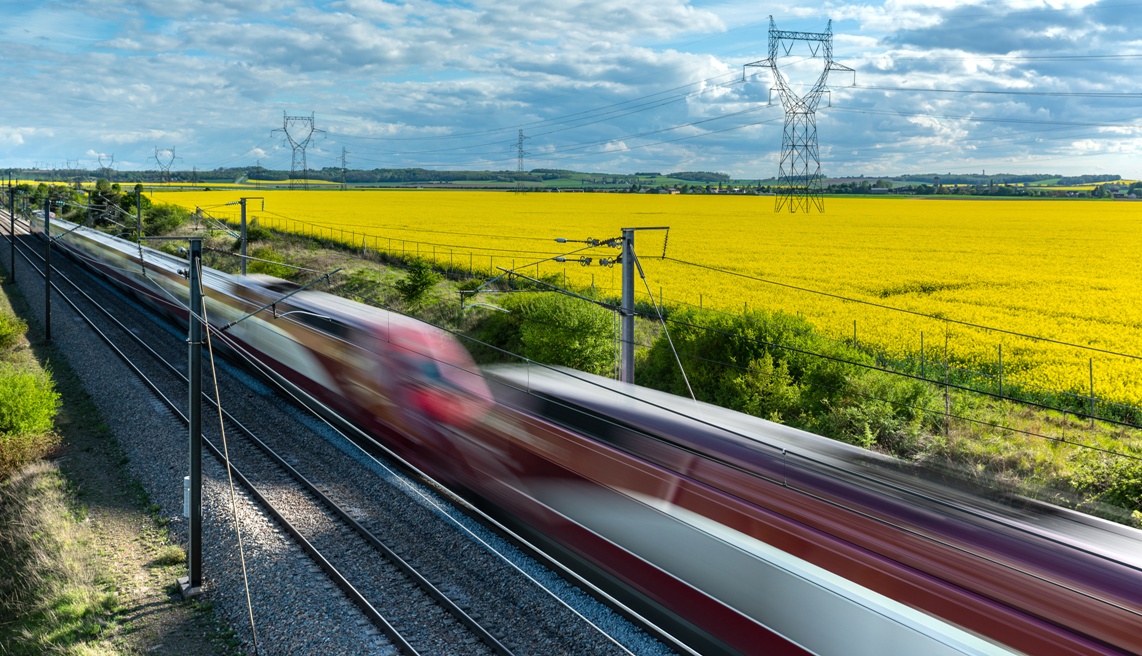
xmin=3 ymin=273 xmax=240 ymax=655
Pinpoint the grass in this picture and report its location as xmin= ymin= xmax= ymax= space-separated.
xmin=0 ymin=462 xmax=124 ymax=654
xmin=129 ymin=202 xmax=1142 ymax=526
xmin=0 ymin=251 xmax=239 ymax=656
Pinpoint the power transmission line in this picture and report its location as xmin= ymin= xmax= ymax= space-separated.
xmin=152 ymin=147 xmax=182 ymax=183
xmin=745 ymin=16 xmax=854 ymax=213
xmin=515 ymin=130 xmax=530 ymax=194
xmin=662 ymin=256 xmax=1142 ymax=362
xmin=272 ymin=113 xmax=325 ymax=190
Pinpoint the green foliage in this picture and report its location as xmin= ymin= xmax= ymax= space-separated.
xmin=733 ymin=353 xmax=801 ymax=423
xmin=0 ymin=365 xmax=60 ymax=436
xmin=0 ymin=311 xmax=28 ymax=351
xmin=469 ymin=292 xmax=615 ymax=375
xmin=636 ymin=307 xmax=938 ymax=454
xmin=153 ymin=545 xmax=186 ymax=566
xmin=142 ymin=202 xmax=188 ymax=234
xmin=244 ymin=217 xmax=272 ymax=242
xmin=394 ymin=261 xmax=441 ymax=305
xmin=246 ymin=246 xmax=294 ymax=279
xmin=1069 ymin=450 xmax=1142 ymax=515
xmin=0 ymin=463 xmax=121 ymax=653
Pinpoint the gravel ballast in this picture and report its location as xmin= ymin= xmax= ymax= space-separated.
xmin=4 ymin=229 xmax=678 ymax=655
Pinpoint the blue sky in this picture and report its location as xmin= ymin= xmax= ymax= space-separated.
xmin=1 ymin=0 xmax=1139 ymax=178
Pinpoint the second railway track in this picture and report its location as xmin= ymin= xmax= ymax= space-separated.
xmin=2 ymin=216 xmax=678 ymax=656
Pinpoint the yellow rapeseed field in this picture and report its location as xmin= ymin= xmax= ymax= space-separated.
xmin=152 ymin=189 xmax=1142 ymax=407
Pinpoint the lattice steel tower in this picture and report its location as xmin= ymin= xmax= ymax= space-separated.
xmin=515 ymin=129 xmax=530 ymax=193
xmin=746 ymin=17 xmax=853 ymax=213
xmin=152 ymin=147 xmax=180 ymax=183
xmin=273 ymin=113 xmax=323 ymax=190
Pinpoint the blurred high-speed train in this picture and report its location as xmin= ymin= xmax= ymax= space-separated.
xmin=34 ymin=216 xmax=1142 ymax=655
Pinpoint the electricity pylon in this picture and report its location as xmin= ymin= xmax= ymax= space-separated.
xmin=97 ymin=154 xmax=116 ymax=181
xmin=152 ymin=147 xmax=181 ymax=183
xmin=340 ymin=147 xmax=348 ymax=191
xmin=746 ymin=17 xmax=854 ymax=213
xmin=272 ymin=113 xmax=324 ymax=190
xmin=515 ymin=130 xmax=530 ymax=194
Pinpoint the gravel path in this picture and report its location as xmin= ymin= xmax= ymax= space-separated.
xmin=3 ymin=228 xmax=677 ymax=656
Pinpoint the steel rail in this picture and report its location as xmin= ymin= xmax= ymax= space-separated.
xmin=3 ymin=226 xmax=504 ymax=656
xmin=8 ymin=218 xmax=702 ymax=656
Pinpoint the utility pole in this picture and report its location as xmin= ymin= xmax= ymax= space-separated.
xmin=43 ymin=198 xmax=52 ymax=343
xmin=620 ymin=228 xmax=635 ymax=382
xmin=228 ymin=197 xmax=264 ymax=275
xmin=7 ymin=183 xmax=14 ymax=284
xmin=136 ymin=187 xmax=143 ymax=244
xmin=180 ymin=238 xmax=204 ymax=597
xmin=240 ymin=199 xmax=248 ymax=275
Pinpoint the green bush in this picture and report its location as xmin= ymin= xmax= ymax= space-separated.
xmin=1069 ymin=450 xmax=1142 ymax=515
xmin=247 ymin=246 xmax=294 ymax=279
xmin=0 ymin=365 xmax=60 ymax=478
xmin=0 ymin=312 xmax=27 ymax=351
xmin=0 ymin=365 xmax=60 ymax=436
xmin=244 ymin=217 xmax=272 ymax=242
xmin=468 ymin=292 xmax=615 ymax=375
xmin=637 ymin=307 xmax=938 ymax=454
xmin=142 ymin=203 xmax=189 ymax=235
xmin=394 ymin=261 xmax=441 ymax=305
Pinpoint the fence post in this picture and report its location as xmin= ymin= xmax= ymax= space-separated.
xmin=944 ymin=328 xmax=950 ymax=437
xmin=1089 ymin=358 xmax=1095 ymax=428
xmin=853 ymin=320 xmax=857 ymax=349
xmin=920 ymin=331 xmax=925 ymax=379
xmin=998 ymin=344 xmax=1003 ymax=398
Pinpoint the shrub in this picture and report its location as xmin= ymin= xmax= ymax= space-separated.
xmin=467 ymin=292 xmax=615 ymax=375
xmin=515 ymin=293 xmax=614 ymax=375
xmin=394 ymin=261 xmax=441 ymax=306
xmin=0 ymin=311 xmax=27 ymax=351
xmin=0 ymin=366 xmax=60 ymax=479
xmin=0 ymin=366 xmax=59 ymax=437
xmin=142 ymin=203 xmax=189 ymax=235
xmin=637 ymin=307 xmax=938 ymax=454
xmin=1069 ymin=450 xmax=1142 ymax=515
xmin=244 ymin=217 xmax=272 ymax=242
xmin=247 ymin=246 xmax=294 ymax=279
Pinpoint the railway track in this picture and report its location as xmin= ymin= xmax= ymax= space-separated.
xmin=1 ymin=215 xmax=677 ymax=656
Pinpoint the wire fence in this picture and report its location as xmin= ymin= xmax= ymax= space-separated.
xmin=191 ymin=204 xmax=1142 ymax=471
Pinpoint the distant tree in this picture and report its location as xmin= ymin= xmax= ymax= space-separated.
xmin=395 ymin=261 xmax=441 ymax=305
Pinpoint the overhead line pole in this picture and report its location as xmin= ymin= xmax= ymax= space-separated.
xmin=180 ymin=239 xmax=204 ymax=597
xmin=621 ymin=229 xmax=635 ymax=382
xmin=8 ymin=183 xmax=15 ymax=283
xmin=619 ymin=226 xmax=671 ymax=383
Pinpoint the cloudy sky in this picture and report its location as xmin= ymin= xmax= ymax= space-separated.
xmin=1 ymin=0 xmax=1139 ymax=178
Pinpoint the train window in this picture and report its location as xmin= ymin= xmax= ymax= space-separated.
xmin=533 ymin=392 xmax=624 ymax=445
xmin=261 ymin=280 xmax=299 ymax=294
xmin=291 ymin=311 xmax=352 ymax=340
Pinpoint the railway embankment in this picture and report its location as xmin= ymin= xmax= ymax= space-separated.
xmin=0 ymin=262 xmax=238 ymax=654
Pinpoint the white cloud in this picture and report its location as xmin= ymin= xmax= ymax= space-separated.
xmin=0 ymin=0 xmax=1135 ymax=179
